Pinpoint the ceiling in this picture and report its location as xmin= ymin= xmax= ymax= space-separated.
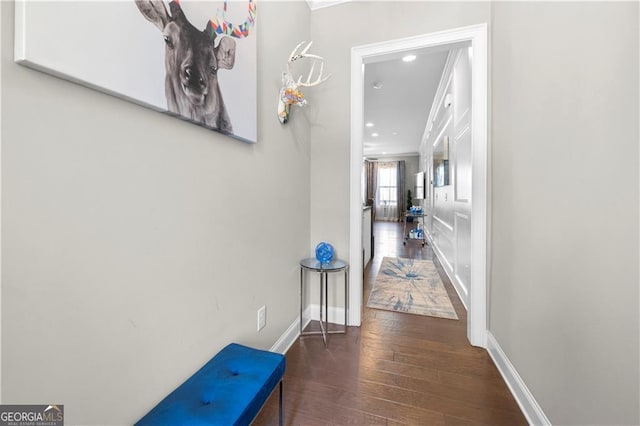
xmin=363 ymin=49 xmax=448 ymax=158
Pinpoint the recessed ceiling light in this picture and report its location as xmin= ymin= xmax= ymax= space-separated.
xmin=402 ymin=54 xmax=417 ymax=62
xmin=372 ymin=81 xmax=383 ymax=89
xmin=365 ymin=122 xmax=374 ymax=128
xmin=371 ymin=133 xmax=379 ymax=137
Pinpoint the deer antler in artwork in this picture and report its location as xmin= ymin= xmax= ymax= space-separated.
xmin=208 ymin=0 xmax=257 ymax=38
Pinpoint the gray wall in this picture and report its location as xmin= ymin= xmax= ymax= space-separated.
xmin=1 ymin=1 xmax=310 ymax=424
xmin=491 ymin=2 xmax=639 ymax=424
xmin=310 ymin=1 xmax=639 ymax=425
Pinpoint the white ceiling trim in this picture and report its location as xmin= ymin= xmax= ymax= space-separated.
xmin=305 ymin=0 xmax=352 ymax=11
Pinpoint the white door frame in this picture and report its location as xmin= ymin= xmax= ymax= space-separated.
xmin=349 ymin=23 xmax=488 ymax=347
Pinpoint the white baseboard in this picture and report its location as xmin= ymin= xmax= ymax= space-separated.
xmin=269 ymin=315 xmax=302 ymax=355
xmin=486 ymin=332 xmax=551 ymax=426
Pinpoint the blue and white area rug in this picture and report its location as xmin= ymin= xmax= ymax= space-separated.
xmin=367 ymin=257 xmax=458 ymax=320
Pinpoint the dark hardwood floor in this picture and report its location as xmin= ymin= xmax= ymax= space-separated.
xmin=254 ymin=221 xmax=527 ymax=425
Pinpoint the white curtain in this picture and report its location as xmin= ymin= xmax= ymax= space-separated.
xmin=375 ymin=162 xmax=398 ymax=221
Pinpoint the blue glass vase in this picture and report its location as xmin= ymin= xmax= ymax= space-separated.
xmin=315 ymin=242 xmax=335 ymax=264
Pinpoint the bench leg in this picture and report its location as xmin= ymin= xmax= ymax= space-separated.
xmin=279 ymin=380 xmax=284 ymax=426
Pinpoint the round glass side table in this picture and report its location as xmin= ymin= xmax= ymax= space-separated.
xmin=299 ymin=258 xmax=349 ymax=347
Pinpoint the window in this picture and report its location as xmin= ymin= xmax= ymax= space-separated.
xmin=377 ymin=163 xmax=397 ymax=206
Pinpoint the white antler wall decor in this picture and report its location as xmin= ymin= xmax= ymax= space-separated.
xmin=277 ymin=41 xmax=331 ymax=124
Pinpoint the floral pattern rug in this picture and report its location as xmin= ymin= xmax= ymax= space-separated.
xmin=367 ymin=257 xmax=458 ymax=320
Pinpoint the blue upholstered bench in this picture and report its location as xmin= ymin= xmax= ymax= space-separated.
xmin=135 ymin=343 xmax=286 ymax=426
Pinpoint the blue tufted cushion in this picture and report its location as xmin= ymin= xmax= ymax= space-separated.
xmin=135 ymin=343 xmax=286 ymax=426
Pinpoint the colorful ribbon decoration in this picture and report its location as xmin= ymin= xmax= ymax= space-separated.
xmin=209 ymin=0 xmax=256 ymax=39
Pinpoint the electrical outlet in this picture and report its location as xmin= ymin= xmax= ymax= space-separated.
xmin=257 ymin=305 xmax=266 ymax=331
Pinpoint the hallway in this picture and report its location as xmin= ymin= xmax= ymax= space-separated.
xmin=255 ymin=222 xmax=527 ymax=425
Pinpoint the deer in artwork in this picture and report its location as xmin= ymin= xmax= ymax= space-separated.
xmin=278 ymin=41 xmax=330 ymax=124
xmin=135 ymin=0 xmax=256 ymax=134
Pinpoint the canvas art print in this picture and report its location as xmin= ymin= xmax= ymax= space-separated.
xmin=14 ymin=0 xmax=258 ymax=144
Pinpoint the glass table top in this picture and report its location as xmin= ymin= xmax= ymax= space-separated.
xmin=299 ymin=258 xmax=348 ymax=271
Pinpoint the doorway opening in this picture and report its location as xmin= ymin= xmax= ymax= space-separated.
xmin=348 ymin=24 xmax=488 ymax=347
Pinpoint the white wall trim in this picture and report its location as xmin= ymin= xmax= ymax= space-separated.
xmin=305 ymin=0 xmax=352 ymax=11
xmin=422 ymin=46 xmax=459 ymax=145
xmin=487 ymin=332 xmax=551 ymax=426
xmin=468 ymin=23 xmax=489 ymax=348
xmin=348 ymin=48 xmax=364 ymax=326
xmin=270 ymin=315 xmax=302 ymax=355
xmin=350 ymin=23 xmax=489 ymax=346
xmin=433 ymin=214 xmax=454 ymax=232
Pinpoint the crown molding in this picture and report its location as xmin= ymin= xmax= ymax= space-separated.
xmin=305 ymin=0 xmax=352 ymax=11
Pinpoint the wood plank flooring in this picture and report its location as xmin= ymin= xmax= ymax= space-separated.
xmin=254 ymin=221 xmax=526 ymax=425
